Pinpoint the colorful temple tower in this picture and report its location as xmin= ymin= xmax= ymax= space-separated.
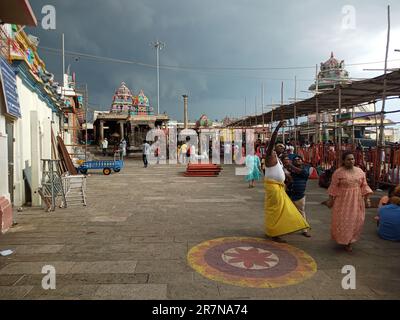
xmin=95 ymin=82 xmax=169 ymax=155
xmin=110 ymin=83 xmax=154 ymax=116
xmin=132 ymin=90 xmax=154 ymax=116
xmin=111 ymin=82 xmax=134 ymax=113
xmin=195 ymin=114 xmax=213 ymax=128
xmin=309 ymin=52 xmax=351 ymax=91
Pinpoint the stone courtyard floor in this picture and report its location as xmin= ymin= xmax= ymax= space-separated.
xmin=0 ymin=160 xmax=399 ymax=300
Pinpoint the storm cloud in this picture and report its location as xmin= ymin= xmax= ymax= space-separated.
xmin=26 ymin=0 xmax=400 ymax=122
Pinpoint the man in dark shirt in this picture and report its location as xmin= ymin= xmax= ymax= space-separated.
xmin=285 ymin=155 xmax=311 ymax=237
xmin=377 ymin=199 xmax=400 ymax=241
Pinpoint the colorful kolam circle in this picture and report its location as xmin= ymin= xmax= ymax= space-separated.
xmin=187 ymin=237 xmax=317 ymax=288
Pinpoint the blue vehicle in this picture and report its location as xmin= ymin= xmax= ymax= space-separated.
xmin=78 ymin=156 xmax=124 ymax=175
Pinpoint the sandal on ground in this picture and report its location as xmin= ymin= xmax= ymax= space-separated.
xmin=302 ymin=232 xmax=311 ymax=238
xmin=344 ymin=244 xmax=353 ymax=252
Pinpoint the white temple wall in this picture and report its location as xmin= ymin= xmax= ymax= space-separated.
xmin=13 ymin=76 xmax=55 ymax=207
xmin=0 ymin=110 xmax=9 ymax=201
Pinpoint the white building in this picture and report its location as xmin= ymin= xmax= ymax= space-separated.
xmin=0 ymin=23 xmax=64 ymax=230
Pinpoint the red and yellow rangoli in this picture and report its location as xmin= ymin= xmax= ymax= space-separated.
xmin=187 ymin=237 xmax=317 ymax=288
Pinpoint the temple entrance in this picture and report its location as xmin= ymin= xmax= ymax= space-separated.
xmin=128 ymin=123 xmax=151 ymax=152
xmin=93 ymin=82 xmax=169 ymax=155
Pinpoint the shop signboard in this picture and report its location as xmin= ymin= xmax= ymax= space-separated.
xmin=0 ymin=57 xmax=21 ymax=118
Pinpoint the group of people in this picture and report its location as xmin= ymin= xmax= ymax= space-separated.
xmin=141 ymin=127 xmax=400 ymax=247
xmin=100 ymin=137 xmax=127 ymax=158
xmin=178 ymin=137 xmax=196 ymax=164
xmin=249 ymin=120 xmax=400 ymax=251
xmin=142 ymin=137 xmax=210 ymax=168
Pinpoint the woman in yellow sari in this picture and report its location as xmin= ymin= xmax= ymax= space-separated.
xmin=264 ymin=120 xmax=310 ymax=243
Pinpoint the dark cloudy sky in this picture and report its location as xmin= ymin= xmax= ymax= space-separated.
xmin=26 ymin=0 xmax=400 ymax=123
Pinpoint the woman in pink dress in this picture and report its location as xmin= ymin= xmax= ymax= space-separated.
xmin=327 ymin=151 xmax=373 ymax=252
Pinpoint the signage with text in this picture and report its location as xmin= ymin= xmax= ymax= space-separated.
xmin=0 ymin=57 xmax=21 ymax=118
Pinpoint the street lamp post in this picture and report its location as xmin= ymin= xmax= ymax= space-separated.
xmin=151 ymin=40 xmax=166 ymax=115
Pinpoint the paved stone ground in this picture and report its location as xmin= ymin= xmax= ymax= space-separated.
xmin=0 ymin=160 xmax=399 ymax=300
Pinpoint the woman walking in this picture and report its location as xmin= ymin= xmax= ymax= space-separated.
xmin=327 ymin=151 xmax=373 ymax=252
xmin=264 ymin=120 xmax=309 ymax=243
xmin=245 ymin=151 xmax=262 ymax=188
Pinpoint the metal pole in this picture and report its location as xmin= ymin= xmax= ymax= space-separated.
xmin=352 ymin=105 xmax=355 ymax=146
xmin=294 ymin=76 xmax=297 ymax=151
xmin=255 ymin=96 xmax=257 ymax=127
xmin=380 ymin=5 xmax=391 ymax=147
xmin=271 ymin=98 xmax=274 ymax=137
xmin=338 ymin=87 xmax=342 ymax=153
xmin=333 ymin=84 xmax=337 ymax=144
xmin=262 ymin=83 xmax=265 ymax=139
xmin=156 ymin=46 xmax=160 ymax=115
xmin=50 ymin=161 xmax=55 ymax=212
xmin=62 ymin=33 xmax=65 ymax=87
xmin=374 ymin=101 xmax=378 ymax=146
xmin=281 ymin=82 xmax=284 ymax=143
xmin=244 ymin=97 xmax=247 ymax=127
xmin=151 ymin=41 xmax=165 ymax=115
xmin=85 ymin=84 xmax=88 ymax=162
xmin=315 ymin=64 xmax=320 ymax=143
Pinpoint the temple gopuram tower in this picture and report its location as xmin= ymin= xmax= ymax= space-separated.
xmin=132 ymin=90 xmax=154 ymax=116
xmin=111 ymin=82 xmax=134 ymax=112
xmin=94 ymin=82 xmax=169 ymax=155
xmin=309 ymin=52 xmax=351 ymax=92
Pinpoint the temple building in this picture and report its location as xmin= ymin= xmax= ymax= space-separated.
xmin=94 ymin=82 xmax=169 ymax=154
xmin=195 ymin=114 xmax=213 ymax=129
xmin=309 ymin=52 xmax=351 ymax=92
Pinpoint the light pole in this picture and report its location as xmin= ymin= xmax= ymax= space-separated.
xmin=151 ymin=40 xmax=166 ymax=115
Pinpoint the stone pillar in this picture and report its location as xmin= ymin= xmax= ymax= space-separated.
xmin=183 ymin=95 xmax=188 ymax=129
xmin=119 ymin=121 xmax=124 ymax=139
xmin=99 ymin=120 xmax=104 ymax=141
xmin=130 ymin=124 xmax=135 ymax=148
xmin=30 ymin=111 xmax=41 ymax=207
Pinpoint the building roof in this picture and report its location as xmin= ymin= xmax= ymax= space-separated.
xmin=228 ymin=69 xmax=400 ymax=127
xmin=0 ymin=0 xmax=37 ymax=26
xmin=94 ymin=113 xmax=169 ymax=122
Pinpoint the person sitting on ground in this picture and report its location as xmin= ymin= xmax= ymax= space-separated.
xmin=377 ymin=196 xmax=400 ymax=241
xmin=375 ymin=186 xmax=399 ymax=223
xmin=378 ymin=186 xmax=397 ymax=208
